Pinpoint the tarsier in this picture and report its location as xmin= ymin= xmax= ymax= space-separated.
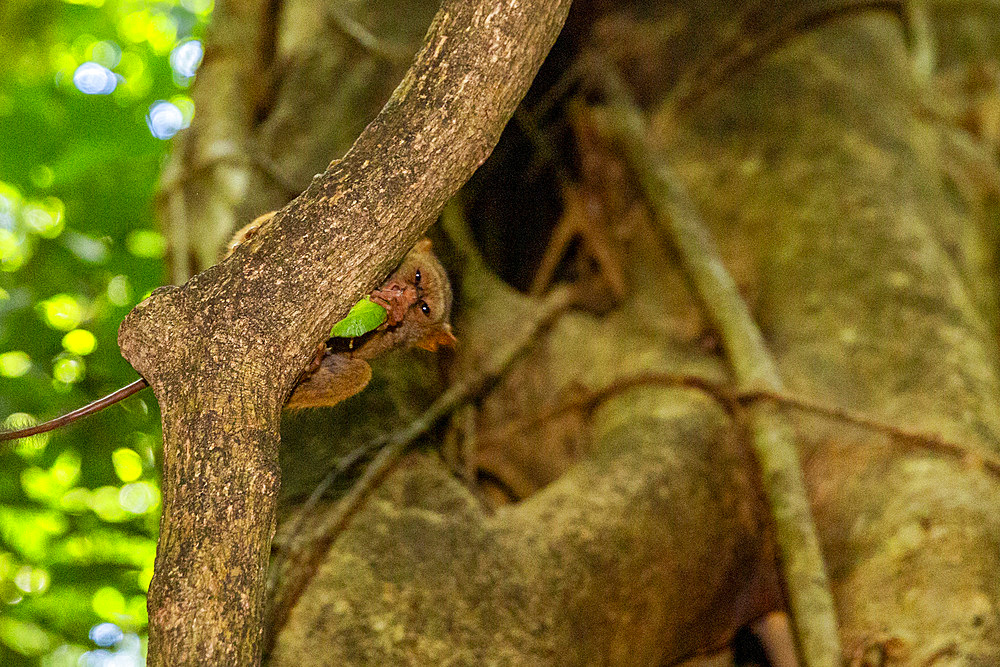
xmin=0 ymin=211 xmax=455 ymax=441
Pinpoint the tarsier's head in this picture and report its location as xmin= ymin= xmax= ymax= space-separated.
xmin=387 ymin=238 xmax=456 ymax=352
xmin=226 ymin=214 xmax=455 ymax=355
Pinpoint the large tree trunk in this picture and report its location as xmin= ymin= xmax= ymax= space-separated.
xmin=157 ymin=0 xmax=1000 ymax=664
xmin=666 ymin=9 xmax=1000 ymax=659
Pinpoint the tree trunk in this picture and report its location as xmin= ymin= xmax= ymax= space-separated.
xmin=157 ymin=0 xmax=1000 ymax=664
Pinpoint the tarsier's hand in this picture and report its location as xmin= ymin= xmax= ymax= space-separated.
xmin=369 ymin=280 xmax=416 ymax=327
xmin=226 ymin=213 xmax=455 ymax=409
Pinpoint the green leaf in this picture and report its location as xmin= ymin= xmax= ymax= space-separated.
xmin=330 ymin=297 xmax=387 ymax=338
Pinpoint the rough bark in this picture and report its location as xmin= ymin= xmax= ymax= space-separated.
xmin=663 ymin=8 xmax=1000 ymax=661
xmin=270 ymin=425 xmax=774 ymax=665
xmin=126 ymin=0 xmax=572 ymax=663
xmin=600 ymin=104 xmax=840 ymax=664
xmin=154 ymin=0 xmax=1000 ymax=664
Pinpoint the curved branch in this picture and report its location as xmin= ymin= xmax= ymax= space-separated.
xmin=120 ymin=0 xmax=572 ymax=663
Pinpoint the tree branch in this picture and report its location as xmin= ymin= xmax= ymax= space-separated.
xmin=120 ymin=0 xmax=572 ymax=663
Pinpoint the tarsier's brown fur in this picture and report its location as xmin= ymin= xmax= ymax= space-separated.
xmin=227 ymin=212 xmax=455 ymax=410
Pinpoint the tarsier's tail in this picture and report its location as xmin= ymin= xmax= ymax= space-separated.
xmin=0 ymin=378 xmax=149 ymax=441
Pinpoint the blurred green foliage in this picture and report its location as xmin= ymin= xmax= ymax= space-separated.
xmin=0 ymin=0 xmax=212 ymax=664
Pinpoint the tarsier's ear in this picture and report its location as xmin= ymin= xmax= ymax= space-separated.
xmin=225 ymin=211 xmax=276 ymax=258
xmin=414 ymin=237 xmax=433 ymax=253
xmin=415 ymin=323 xmax=457 ymax=351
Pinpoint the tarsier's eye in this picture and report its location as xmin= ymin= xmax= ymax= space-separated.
xmin=420 ymin=301 xmax=431 ymax=316
xmin=414 ymin=269 xmax=422 ymax=285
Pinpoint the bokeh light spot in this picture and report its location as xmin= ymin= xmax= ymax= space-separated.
xmin=0 ymin=351 xmax=32 ymax=378
xmin=0 ymin=229 xmax=28 ymax=272
xmin=111 ymin=449 xmax=142 ymax=483
xmin=39 ymin=294 xmax=84 ymax=330
xmin=3 ymin=414 xmax=49 ymax=456
xmin=89 ymin=41 xmax=121 ymax=69
xmin=0 ymin=617 xmax=54 ymax=656
xmin=0 ymin=180 xmax=22 ymax=212
xmin=134 ymin=433 xmax=156 ymax=462
xmin=23 ymin=198 xmax=65 ymax=239
xmin=49 ymin=43 xmax=79 ymax=88
xmin=29 ymin=165 xmax=54 ymax=189
xmin=170 ymin=95 xmax=195 ymax=126
xmin=114 ymin=51 xmax=149 ymax=99
xmin=80 ymin=632 xmax=144 ymax=666
xmin=73 ymin=62 xmax=118 ymax=95
xmin=41 ymin=644 xmax=89 ymax=666
xmin=88 ymin=622 xmax=122 ymax=648
xmin=13 ymin=565 xmax=50 ymax=594
xmin=91 ymin=587 xmax=125 ymax=621
xmin=119 ymin=11 xmax=150 ymax=44
xmin=62 ymin=329 xmax=97 ymax=356
xmin=63 ymin=231 xmax=110 ymax=264
xmin=148 ymin=15 xmax=179 ymax=53
xmin=145 ymin=100 xmax=185 ymax=139
xmin=90 ymin=487 xmax=126 ymax=522
xmin=59 ymin=487 xmax=91 ymax=513
xmin=21 ymin=467 xmax=53 ymax=501
xmin=71 ymin=34 xmax=97 ymax=61
xmin=51 ymin=449 xmax=81 ymax=487
xmin=119 ymin=482 xmax=158 ymax=515
xmin=169 ymin=40 xmax=203 ymax=78
xmin=125 ymin=230 xmax=165 ymax=258
xmin=52 ymin=355 xmax=85 ymax=384
xmin=181 ymin=0 xmax=213 ymax=14
xmin=106 ymin=275 xmax=131 ymax=306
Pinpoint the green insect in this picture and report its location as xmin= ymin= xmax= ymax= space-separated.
xmin=330 ymin=297 xmax=388 ymax=338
